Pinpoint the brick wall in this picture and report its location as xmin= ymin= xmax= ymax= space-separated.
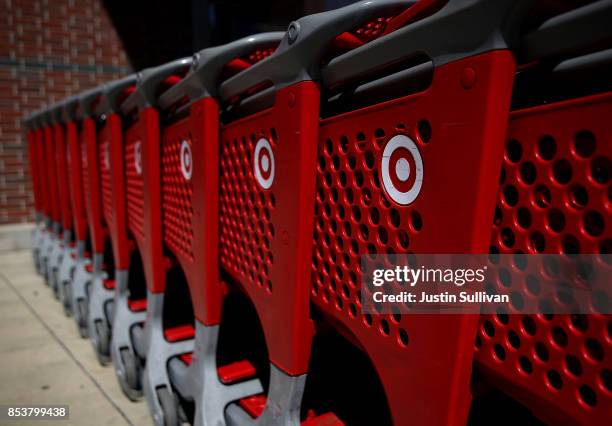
xmin=0 ymin=0 xmax=131 ymax=224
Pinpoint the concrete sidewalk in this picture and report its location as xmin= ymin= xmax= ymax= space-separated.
xmin=0 ymin=249 xmax=150 ymax=426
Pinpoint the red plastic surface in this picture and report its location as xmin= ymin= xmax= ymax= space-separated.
xmin=180 ymin=353 xmax=193 ymax=365
xmin=127 ymin=298 xmax=147 ymax=312
xmin=99 ymin=113 xmax=130 ymax=269
xmin=161 ymin=98 xmax=222 ymax=325
xmin=238 ymin=395 xmax=267 ymax=419
xmin=81 ymin=117 xmax=107 ymax=255
xmin=162 ymin=117 xmax=194 ymax=262
xmin=163 ymin=324 xmax=195 ymax=342
xmin=44 ymin=125 xmax=61 ymax=224
xmin=218 ymin=360 xmax=257 ymax=384
xmin=302 ymin=413 xmax=344 ymax=426
xmin=27 ymin=130 xmax=42 ymax=214
xmin=126 ymin=108 xmax=167 ymax=294
xmin=67 ymin=121 xmax=89 ymax=242
xmin=125 ymin=122 xmax=145 ymax=244
xmin=103 ymin=279 xmax=115 ymax=290
xmin=54 ymin=123 xmax=73 ymax=232
xmin=475 ymin=93 xmax=612 ymax=426
xmin=35 ymin=129 xmax=50 ymax=219
xmin=311 ymin=51 xmax=516 ymax=426
xmin=220 ymin=82 xmax=320 ymax=375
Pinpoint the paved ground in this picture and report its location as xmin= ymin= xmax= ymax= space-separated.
xmin=0 ymin=249 xmax=150 ymax=426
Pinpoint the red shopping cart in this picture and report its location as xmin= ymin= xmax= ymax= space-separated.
xmin=473 ymin=2 xmax=612 ymax=425
xmin=93 ymin=74 xmax=147 ymax=400
xmin=117 ymin=57 xmax=195 ymax=425
xmin=61 ymin=95 xmax=94 ymax=338
xmin=153 ymin=33 xmax=284 ymax=426
xmin=217 ymin=0 xmax=516 ymax=423
xmin=24 ymin=110 xmax=46 ymax=275
xmin=76 ymin=86 xmax=117 ymax=364
xmin=39 ymin=106 xmax=63 ymax=287
xmin=49 ymin=101 xmax=79 ymax=314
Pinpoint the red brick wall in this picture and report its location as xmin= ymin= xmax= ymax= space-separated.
xmin=0 ymin=0 xmax=131 ymax=224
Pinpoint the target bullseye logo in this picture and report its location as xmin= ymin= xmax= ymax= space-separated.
xmin=381 ymin=134 xmax=423 ymax=205
xmin=180 ymin=140 xmax=192 ymax=180
xmin=134 ymin=141 xmax=142 ymax=175
xmin=253 ymin=138 xmax=274 ymax=189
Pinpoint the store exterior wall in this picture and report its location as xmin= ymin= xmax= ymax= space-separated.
xmin=0 ymin=0 xmax=131 ymax=224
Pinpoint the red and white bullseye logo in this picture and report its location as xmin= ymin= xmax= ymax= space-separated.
xmin=253 ymin=138 xmax=274 ymax=189
xmin=180 ymin=140 xmax=192 ymax=180
xmin=134 ymin=141 xmax=142 ymax=175
xmin=381 ymin=135 xmax=423 ymax=205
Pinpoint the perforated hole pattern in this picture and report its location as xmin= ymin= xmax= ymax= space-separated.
xmin=161 ymin=119 xmax=194 ymax=262
xmin=311 ymin=125 xmax=418 ymax=349
xmin=219 ymin=130 xmax=276 ymax=293
xmin=476 ymin=97 xmax=612 ymax=421
xmin=125 ymin=126 xmax=145 ymax=243
xmin=246 ymin=48 xmax=275 ymax=64
xmin=353 ymin=16 xmax=395 ymax=42
xmin=80 ymin=133 xmax=91 ymax=218
xmin=99 ymin=128 xmax=113 ymax=234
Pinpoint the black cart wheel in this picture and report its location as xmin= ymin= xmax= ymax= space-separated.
xmin=95 ymin=320 xmax=111 ymax=365
xmin=62 ymin=282 xmax=72 ymax=317
xmin=157 ymin=387 xmax=179 ymax=426
xmin=77 ymin=299 xmax=88 ymax=338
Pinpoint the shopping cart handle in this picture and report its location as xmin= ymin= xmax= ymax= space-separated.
xmin=77 ymin=85 xmax=104 ymax=120
xmin=219 ymin=0 xmax=414 ymax=103
xmin=322 ymin=0 xmax=531 ymax=90
xmin=61 ymin=95 xmax=80 ymax=123
xmin=23 ymin=109 xmax=41 ymax=130
xmin=158 ymin=32 xmax=284 ymax=110
xmin=120 ymin=57 xmax=192 ymax=115
xmin=40 ymin=107 xmax=55 ymax=128
xmin=520 ymin=0 xmax=612 ymax=63
xmin=96 ymin=74 xmax=138 ymax=116
xmin=49 ymin=101 xmax=64 ymax=125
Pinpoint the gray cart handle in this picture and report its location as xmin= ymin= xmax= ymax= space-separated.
xmin=219 ymin=0 xmax=414 ymax=103
xmin=520 ymin=0 xmax=612 ymax=62
xmin=322 ymin=0 xmax=612 ymax=90
xmin=158 ymin=32 xmax=284 ymax=111
xmin=322 ymin=0 xmax=533 ymax=90
xmin=77 ymin=85 xmax=105 ymax=120
xmin=120 ymin=57 xmax=192 ymax=116
xmin=96 ymin=74 xmax=138 ymax=116
xmin=61 ymin=95 xmax=81 ymax=123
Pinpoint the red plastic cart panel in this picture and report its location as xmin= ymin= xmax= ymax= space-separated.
xmin=220 ymin=82 xmax=320 ymax=375
xmin=28 ymin=129 xmax=42 ymax=214
xmin=475 ymin=92 xmax=612 ymax=426
xmin=100 ymin=113 xmax=130 ymax=269
xmin=161 ymin=117 xmax=194 ymax=262
xmin=54 ymin=123 xmax=73 ymax=232
xmin=67 ymin=121 xmax=88 ymax=242
xmin=45 ymin=125 xmax=61 ymax=224
xmin=99 ymin=124 xmax=113 ymax=242
xmin=125 ymin=123 xmax=145 ymax=245
xmin=311 ymin=51 xmax=516 ymax=426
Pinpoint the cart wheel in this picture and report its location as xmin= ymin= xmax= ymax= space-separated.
xmin=77 ymin=299 xmax=88 ymax=338
xmin=157 ymin=387 xmax=179 ymax=426
xmin=52 ymin=270 xmax=60 ymax=299
xmin=95 ymin=321 xmax=111 ymax=365
xmin=118 ymin=349 xmax=142 ymax=401
xmin=62 ymin=282 xmax=72 ymax=317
